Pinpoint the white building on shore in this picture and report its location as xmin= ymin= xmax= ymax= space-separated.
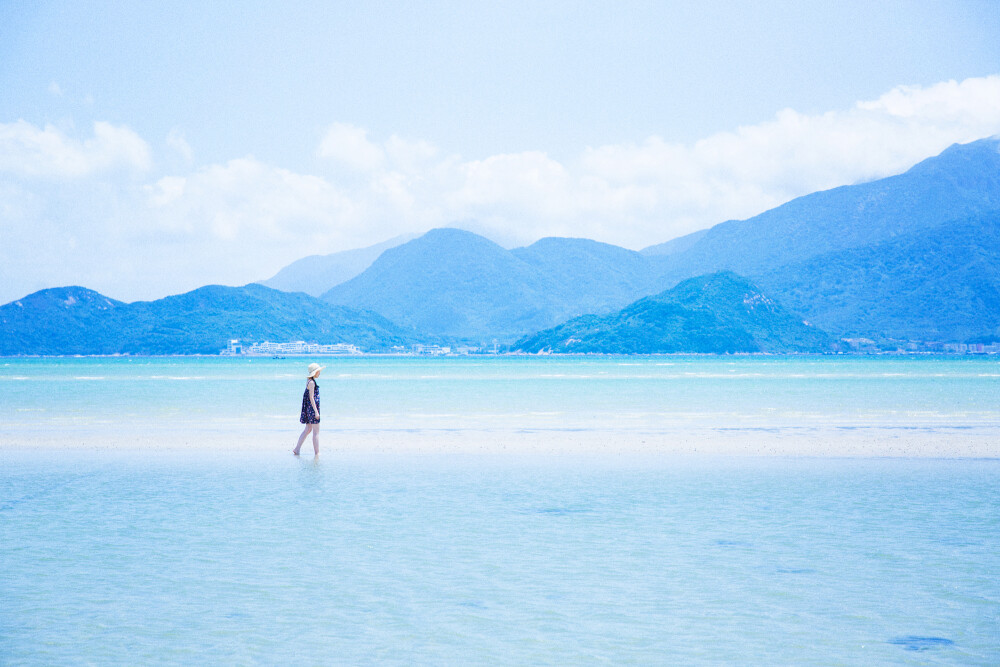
xmin=222 ymin=340 xmax=362 ymax=356
xmin=411 ymin=344 xmax=451 ymax=356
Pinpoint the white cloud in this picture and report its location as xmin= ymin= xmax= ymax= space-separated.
xmin=48 ymin=81 xmax=63 ymax=96
xmin=308 ymin=75 xmax=1000 ymax=248
xmin=452 ymin=152 xmax=570 ymax=211
xmin=0 ymin=120 xmax=151 ymax=177
xmin=573 ymin=76 xmax=1000 ymax=244
xmin=384 ymin=135 xmax=439 ymax=171
xmin=101 ymin=157 xmax=397 ymax=297
xmin=317 ymin=122 xmax=384 ymax=172
xmin=144 ymin=157 xmax=357 ymax=240
xmin=166 ymin=128 xmax=193 ymax=161
xmin=145 ymin=175 xmax=186 ymax=207
xmin=858 ymin=76 xmax=1000 ymax=123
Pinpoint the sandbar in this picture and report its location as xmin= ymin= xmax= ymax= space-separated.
xmin=1 ymin=425 xmax=997 ymax=458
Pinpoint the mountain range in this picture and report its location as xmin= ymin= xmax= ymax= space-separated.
xmin=321 ymin=229 xmax=661 ymax=340
xmin=310 ymin=137 xmax=1000 ymax=343
xmin=4 ymin=136 xmax=999 ymax=354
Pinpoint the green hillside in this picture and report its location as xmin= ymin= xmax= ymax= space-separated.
xmin=757 ymin=211 xmax=1000 ymax=341
xmin=515 ymin=272 xmax=832 ymax=354
xmin=0 ymin=287 xmax=125 ymax=355
xmin=0 ymin=284 xmax=417 ymax=355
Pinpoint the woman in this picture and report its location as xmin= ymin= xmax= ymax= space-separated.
xmin=293 ymin=363 xmax=324 ymax=456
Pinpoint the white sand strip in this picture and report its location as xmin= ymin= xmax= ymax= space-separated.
xmin=1 ymin=426 xmax=997 ymax=458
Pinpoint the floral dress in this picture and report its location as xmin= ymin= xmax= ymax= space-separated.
xmin=299 ymin=380 xmax=320 ymax=424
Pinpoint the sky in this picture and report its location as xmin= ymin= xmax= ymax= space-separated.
xmin=1 ymin=0 xmax=999 ymax=303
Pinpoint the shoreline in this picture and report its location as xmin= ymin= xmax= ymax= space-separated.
xmin=2 ymin=352 xmax=999 ymax=358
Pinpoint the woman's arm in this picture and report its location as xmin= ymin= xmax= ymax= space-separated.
xmin=308 ymin=379 xmax=319 ymax=419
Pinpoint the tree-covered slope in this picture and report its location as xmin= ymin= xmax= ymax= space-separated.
xmin=0 ymin=287 xmax=125 ymax=355
xmin=515 ymin=272 xmax=832 ymax=354
xmin=757 ymin=211 xmax=1000 ymax=341
xmin=122 ymin=284 xmax=418 ymax=354
xmin=0 ymin=284 xmax=417 ymax=355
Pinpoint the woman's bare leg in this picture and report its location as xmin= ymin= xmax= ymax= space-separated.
xmin=311 ymin=424 xmax=320 ymax=455
xmin=293 ymin=424 xmax=312 ymax=455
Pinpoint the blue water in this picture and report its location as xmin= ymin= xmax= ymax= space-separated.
xmin=2 ymin=356 xmax=999 ymax=663
xmin=2 ymin=355 xmax=999 ymax=436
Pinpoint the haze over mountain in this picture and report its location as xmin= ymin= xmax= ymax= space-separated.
xmin=0 ymin=284 xmax=416 ymax=355
xmin=515 ymin=272 xmax=832 ymax=354
xmin=322 ymin=228 xmax=661 ymax=340
xmin=258 ymin=234 xmax=417 ymax=297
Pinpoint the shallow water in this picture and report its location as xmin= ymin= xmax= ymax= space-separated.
xmin=2 ymin=356 xmax=999 ymax=663
xmin=1 ymin=450 xmax=998 ymax=664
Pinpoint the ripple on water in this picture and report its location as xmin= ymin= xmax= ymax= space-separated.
xmin=532 ymin=507 xmax=593 ymax=516
xmin=887 ymin=636 xmax=956 ymax=651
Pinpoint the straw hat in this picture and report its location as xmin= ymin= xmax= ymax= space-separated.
xmin=307 ymin=363 xmax=325 ymax=378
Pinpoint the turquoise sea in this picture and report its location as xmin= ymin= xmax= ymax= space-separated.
xmin=2 ymin=356 xmax=999 ymax=664
xmin=2 ymin=355 xmax=1000 ymax=437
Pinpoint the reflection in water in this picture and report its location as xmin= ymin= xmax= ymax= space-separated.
xmin=3 ymin=451 xmax=997 ymax=663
